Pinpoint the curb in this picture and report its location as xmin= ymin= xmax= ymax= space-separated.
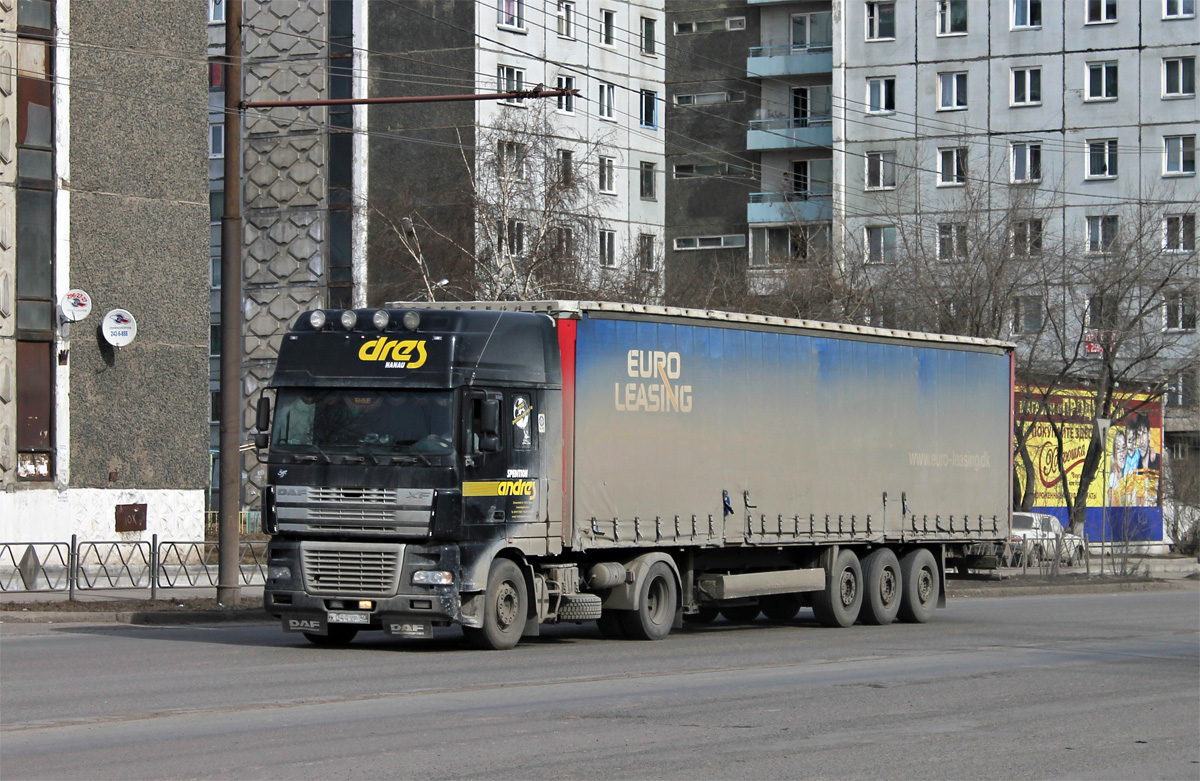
xmin=1 ymin=608 xmax=272 ymax=625
xmin=947 ymin=578 xmax=1197 ymax=599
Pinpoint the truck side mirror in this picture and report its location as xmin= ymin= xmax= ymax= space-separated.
xmin=480 ymin=435 xmax=500 ymax=453
xmin=256 ymin=396 xmax=272 ymax=431
xmin=481 ymin=398 xmax=500 ymax=438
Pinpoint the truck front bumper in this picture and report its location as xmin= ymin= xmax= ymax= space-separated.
xmin=264 ymin=539 xmax=464 ymax=637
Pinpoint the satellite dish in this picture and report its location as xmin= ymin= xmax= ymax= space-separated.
xmin=60 ymin=289 xmax=93 ymax=322
xmin=101 ymin=308 xmax=137 ymax=348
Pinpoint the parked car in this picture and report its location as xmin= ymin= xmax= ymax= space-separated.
xmin=1006 ymin=512 xmax=1086 ymax=567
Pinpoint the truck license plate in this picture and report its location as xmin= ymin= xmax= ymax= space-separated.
xmin=327 ymin=611 xmax=370 ymax=625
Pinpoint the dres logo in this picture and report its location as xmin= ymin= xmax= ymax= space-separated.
xmin=357 ymin=338 xmax=428 ymax=369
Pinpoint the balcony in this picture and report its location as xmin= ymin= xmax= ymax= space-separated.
xmin=746 ymin=116 xmax=832 ymax=151
xmin=747 ymin=191 xmax=832 ymax=224
xmin=747 ymin=43 xmax=833 ymax=78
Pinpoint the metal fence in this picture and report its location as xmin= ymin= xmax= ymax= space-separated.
xmin=0 ymin=535 xmax=268 ymax=597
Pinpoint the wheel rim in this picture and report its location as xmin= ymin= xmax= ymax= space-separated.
xmin=915 ymin=567 xmax=934 ymax=605
xmin=838 ymin=569 xmax=858 ymax=608
xmin=880 ymin=567 xmax=898 ymax=606
xmin=495 ymin=580 xmax=520 ymax=630
xmin=645 ymin=577 xmax=668 ymax=625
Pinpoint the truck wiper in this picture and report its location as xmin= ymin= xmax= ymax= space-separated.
xmin=293 ymin=445 xmax=331 ymax=464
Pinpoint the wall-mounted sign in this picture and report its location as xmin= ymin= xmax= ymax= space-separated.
xmin=60 ymin=289 xmax=92 ymax=322
xmin=101 ymin=308 xmax=137 ymax=348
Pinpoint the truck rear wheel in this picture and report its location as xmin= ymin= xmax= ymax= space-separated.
xmin=618 ymin=561 xmax=677 ymax=641
xmin=812 ymin=549 xmax=862 ymax=627
xmin=463 ymin=558 xmax=527 ymax=650
xmin=859 ymin=548 xmax=901 ymax=625
xmin=760 ymin=594 xmax=803 ymax=621
xmin=898 ymin=548 xmax=939 ymax=623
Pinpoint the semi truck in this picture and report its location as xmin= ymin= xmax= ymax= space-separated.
xmin=258 ymin=301 xmax=1012 ymax=650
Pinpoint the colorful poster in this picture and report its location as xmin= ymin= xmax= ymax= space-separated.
xmin=1014 ymin=385 xmax=1163 ymax=541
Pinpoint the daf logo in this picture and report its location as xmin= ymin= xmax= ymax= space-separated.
xmin=288 ymin=619 xmax=321 ymax=630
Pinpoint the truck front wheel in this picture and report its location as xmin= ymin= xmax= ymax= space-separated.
xmin=463 ymin=558 xmax=528 ymax=650
xmin=812 ymin=549 xmax=862 ymax=627
xmin=303 ymin=625 xmax=358 ymax=646
xmin=618 ymin=561 xmax=677 ymax=641
xmin=898 ymin=548 xmax=939 ymax=623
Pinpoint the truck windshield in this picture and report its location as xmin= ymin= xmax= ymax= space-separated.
xmin=271 ymin=389 xmax=454 ymax=456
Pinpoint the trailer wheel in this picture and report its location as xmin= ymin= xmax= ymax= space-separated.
xmin=859 ymin=548 xmax=902 ymax=625
xmin=760 ymin=594 xmax=803 ymax=621
xmin=812 ymin=549 xmax=863 ymax=627
xmin=463 ymin=558 xmax=527 ymax=650
xmin=595 ymin=610 xmax=628 ymax=639
xmin=618 ymin=561 xmax=677 ymax=641
xmin=683 ymin=606 xmax=719 ymax=625
xmin=719 ymin=604 xmax=762 ymax=623
xmin=898 ymin=548 xmax=939 ymax=623
xmin=303 ymin=626 xmax=358 ymax=646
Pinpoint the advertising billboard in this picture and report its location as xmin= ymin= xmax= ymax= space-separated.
xmin=1015 ymin=386 xmax=1163 ymax=542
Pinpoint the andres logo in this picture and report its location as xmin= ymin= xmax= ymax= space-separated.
xmin=358 ymin=338 xmax=428 ymax=369
xmin=615 ymin=350 xmax=693 ymax=413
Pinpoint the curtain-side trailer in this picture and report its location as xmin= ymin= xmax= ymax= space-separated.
xmin=259 ymin=301 xmax=1013 ymax=650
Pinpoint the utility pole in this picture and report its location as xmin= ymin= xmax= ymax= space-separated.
xmin=217 ymin=0 xmax=243 ymax=607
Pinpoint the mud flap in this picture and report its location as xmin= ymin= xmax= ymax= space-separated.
xmin=282 ymin=615 xmax=326 ymax=635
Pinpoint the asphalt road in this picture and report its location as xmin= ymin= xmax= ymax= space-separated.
xmin=2 ymin=590 xmax=1197 ymax=780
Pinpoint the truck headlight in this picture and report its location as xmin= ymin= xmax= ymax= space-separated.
xmin=269 ymin=565 xmax=292 ymax=581
xmin=412 ymin=570 xmax=453 ymax=585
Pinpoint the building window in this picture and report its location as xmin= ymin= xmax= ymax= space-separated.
xmin=938 ymin=72 xmax=967 ymax=110
xmin=939 ymin=147 xmax=967 ymax=185
xmin=1164 ymin=0 xmax=1196 ymax=18
xmin=1165 ymin=135 xmax=1197 ymax=175
xmin=1013 ymin=296 xmax=1045 ymax=334
xmin=637 ymin=234 xmax=655 ymax=270
xmin=1165 ymin=214 xmax=1196 ymax=251
xmin=1086 ymin=293 xmax=1118 ymax=329
xmin=866 ymin=226 xmax=896 ymax=263
xmin=1164 ymin=291 xmax=1198 ymax=331
xmin=675 ymin=234 xmax=747 ymax=250
xmin=938 ymin=223 xmax=968 ymax=261
xmin=558 ymin=149 xmax=574 ymax=185
xmin=1011 ymin=67 xmax=1041 ymax=106
xmin=209 ymin=122 xmax=224 ymax=158
xmin=866 ymin=151 xmax=896 ymax=189
xmin=791 ymin=11 xmax=833 ymax=48
xmin=598 ymin=155 xmax=615 ymax=193
xmin=640 ymin=89 xmax=657 ymax=128
xmin=937 ymin=0 xmax=968 ymax=34
xmin=497 ymin=65 xmax=525 ymax=104
xmin=557 ymin=1 xmax=575 ymax=38
xmin=599 ymin=229 xmax=616 ymax=266
xmin=555 ymin=227 xmax=575 ymax=258
xmin=600 ymin=9 xmax=615 ymax=46
xmin=1166 ymin=371 xmax=1198 ymax=407
xmin=598 ymin=82 xmax=615 ymax=119
xmin=1087 ymin=139 xmax=1118 ymax=178
xmin=1012 ymin=0 xmax=1042 ymax=28
xmin=1164 ymin=57 xmax=1196 ymax=97
xmin=865 ymin=2 xmax=896 ymax=40
xmin=1086 ymin=0 xmax=1117 ymax=23
xmin=1012 ymin=219 xmax=1044 ymax=256
xmin=750 ymin=225 xmax=830 ymax=266
xmin=1086 ymin=62 xmax=1118 ymax=100
xmin=497 ymin=0 xmax=525 ymax=29
xmin=209 ymin=0 xmax=225 ymax=24
xmin=640 ymin=161 xmax=656 ymax=199
xmin=497 ymin=140 xmax=526 ymax=180
xmin=867 ymin=77 xmax=896 ymax=113
xmin=556 ymin=76 xmax=575 ymax=113
xmin=210 ymin=318 xmax=222 ymax=357
xmin=641 ymin=17 xmax=656 ymax=54
xmin=209 ymin=60 xmax=224 ymax=91
xmin=1087 ymin=215 xmax=1119 ymax=253
xmin=1011 ymin=141 xmax=1042 ymax=183
xmin=506 ymin=219 xmax=525 ymax=257
xmin=675 ymin=91 xmax=744 ymax=105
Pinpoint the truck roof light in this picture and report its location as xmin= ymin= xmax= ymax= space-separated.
xmin=308 ymin=310 xmax=327 ymax=330
xmin=403 ymin=311 xmax=421 ymax=331
xmin=372 ymin=310 xmax=390 ymax=330
xmin=340 ymin=310 xmax=358 ymax=330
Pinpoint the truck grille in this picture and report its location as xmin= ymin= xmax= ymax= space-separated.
xmin=301 ymin=546 xmax=401 ymax=596
xmin=309 ymin=487 xmax=397 ymax=504
xmin=276 ymin=486 xmax=435 ymax=538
